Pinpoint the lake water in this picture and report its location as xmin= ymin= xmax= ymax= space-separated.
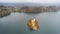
xmin=0 ymin=11 xmax=60 ymax=34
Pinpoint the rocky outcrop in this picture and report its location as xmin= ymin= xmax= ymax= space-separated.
xmin=0 ymin=11 xmax=11 ymax=17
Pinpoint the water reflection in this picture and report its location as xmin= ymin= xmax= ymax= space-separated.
xmin=0 ymin=11 xmax=60 ymax=34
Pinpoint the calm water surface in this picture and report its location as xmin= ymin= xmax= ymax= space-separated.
xmin=0 ymin=11 xmax=60 ymax=34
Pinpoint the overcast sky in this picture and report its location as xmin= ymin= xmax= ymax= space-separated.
xmin=0 ymin=0 xmax=60 ymax=3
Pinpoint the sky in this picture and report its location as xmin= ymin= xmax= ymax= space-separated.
xmin=0 ymin=0 xmax=60 ymax=3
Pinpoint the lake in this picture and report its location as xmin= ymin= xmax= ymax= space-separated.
xmin=0 ymin=11 xmax=60 ymax=34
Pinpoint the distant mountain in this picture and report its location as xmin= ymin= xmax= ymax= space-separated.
xmin=0 ymin=2 xmax=60 ymax=7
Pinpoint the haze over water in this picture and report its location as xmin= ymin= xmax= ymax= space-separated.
xmin=0 ymin=11 xmax=60 ymax=34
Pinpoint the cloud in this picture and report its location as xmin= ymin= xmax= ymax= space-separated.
xmin=0 ymin=0 xmax=60 ymax=3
